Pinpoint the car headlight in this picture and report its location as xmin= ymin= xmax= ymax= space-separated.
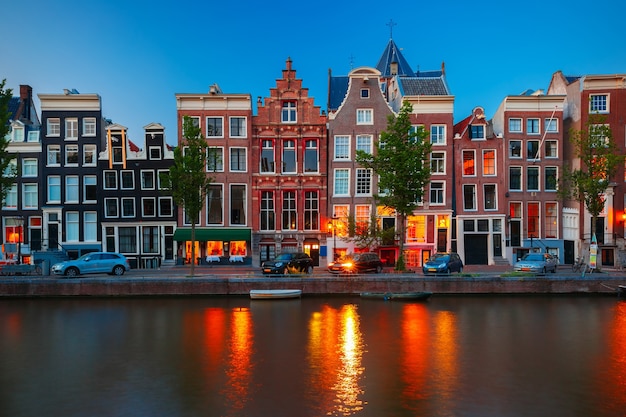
xmin=275 ymin=262 xmax=284 ymax=267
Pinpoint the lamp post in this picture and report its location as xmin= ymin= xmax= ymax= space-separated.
xmin=16 ymin=216 xmax=24 ymax=265
xmin=328 ymin=216 xmax=338 ymax=261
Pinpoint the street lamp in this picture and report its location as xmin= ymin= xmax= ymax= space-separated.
xmin=328 ymin=216 xmax=338 ymax=261
xmin=15 ymin=216 xmax=24 ymax=265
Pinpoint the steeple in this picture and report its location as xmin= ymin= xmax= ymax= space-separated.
xmin=375 ymin=38 xmax=415 ymax=78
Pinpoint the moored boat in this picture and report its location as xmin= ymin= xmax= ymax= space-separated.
xmin=360 ymin=291 xmax=432 ymax=301
xmin=250 ymin=289 xmax=302 ymax=300
xmin=618 ymin=285 xmax=626 ymax=297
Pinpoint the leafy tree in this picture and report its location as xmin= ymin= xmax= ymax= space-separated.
xmin=0 ymin=80 xmax=16 ymax=204
xmin=161 ymin=116 xmax=213 ymax=276
xmin=559 ymin=114 xmax=623 ymax=243
xmin=356 ymin=101 xmax=432 ymax=270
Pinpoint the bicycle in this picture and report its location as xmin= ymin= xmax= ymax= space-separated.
xmin=572 ymin=257 xmax=586 ymax=272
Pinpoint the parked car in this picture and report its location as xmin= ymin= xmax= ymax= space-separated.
xmin=513 ymin=252 xmax=558 ymax=273
xmin=422 ymin=252 xmax=464 ymax=275
xmin=261 ymin=252 xmax=314 ymax=275
xmin=51 ymin=252 xmax=131 ymax=277
xmin=328 ymin=252 xmax=384 ymax=274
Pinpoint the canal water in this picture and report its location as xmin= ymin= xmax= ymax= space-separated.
xmin=1 ymin=295 xmax=624 ymax=417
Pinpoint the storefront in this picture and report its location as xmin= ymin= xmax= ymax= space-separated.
xmin=173 ymin=228 xmax=252 ymax=265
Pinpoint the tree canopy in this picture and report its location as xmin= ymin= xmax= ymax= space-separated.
xmin=0 ymin=80 xmax=16 ymax=204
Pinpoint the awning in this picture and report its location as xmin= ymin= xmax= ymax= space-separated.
xmin=173 ymin=228 xmax=251 ymax=242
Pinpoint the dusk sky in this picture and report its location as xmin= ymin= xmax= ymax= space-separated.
xmin=3 ymin=0 xmax=625 ymax=146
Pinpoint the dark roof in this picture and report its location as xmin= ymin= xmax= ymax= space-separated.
xmin=8 ymin=97 xmax=19 ymax=121
xmin=399 ymin=76 xmax=449 ymax=96
xmin=565 ymin=75 xmax=581 ymax=84
xmin=376 ymin=39 xmax=415 ymax=77
xmin=328 ymin=76 xmax=349 ymax=111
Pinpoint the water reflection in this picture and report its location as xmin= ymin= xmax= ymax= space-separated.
xmin=307 ymin=304 xmax=365 ymax=416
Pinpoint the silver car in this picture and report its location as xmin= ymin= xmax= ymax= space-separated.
xmin=513 ymin=253 xmax=558 ymax=273
xmin=52 ymin=252 xmax=131 ymax=277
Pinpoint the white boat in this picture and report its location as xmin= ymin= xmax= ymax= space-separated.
xmin=249 ymin=289 xmax=302 ymax=300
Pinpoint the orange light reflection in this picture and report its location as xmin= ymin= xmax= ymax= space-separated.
xmin=400 ymin=304 xmax=430 ymax=406
xmin=222 ymin=307 xmax=253 ymax=413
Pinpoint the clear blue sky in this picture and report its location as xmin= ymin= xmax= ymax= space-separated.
xmin=3 ymin=0 xmax=625 ymax=146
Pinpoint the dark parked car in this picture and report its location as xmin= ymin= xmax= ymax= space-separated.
xmin=51 ymin=252 xmax=131 ymax=277
xmin=422 ymin=252 xmax=463 ymax=275
xmin=328 ymin=252 xmax=384 ymax=274
xmin=262 ymin=252 xmax=314 ymax=275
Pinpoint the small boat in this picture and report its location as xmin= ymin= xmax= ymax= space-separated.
xmin=618 ymin=285 xmax=626 ymax=298
xmin=360 ymin=291 xmax=432 ymax=301
xmin=250 ymin=289 xmax=302 ymax=300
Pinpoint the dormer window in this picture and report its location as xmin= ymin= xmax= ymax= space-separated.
xmin=470 ymin=125 xmax=485 ymax=140
xmin=282 ymin=101 xmax=297 ymax=123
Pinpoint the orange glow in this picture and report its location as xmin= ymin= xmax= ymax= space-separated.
xmin=431 ymin=311 xmax=458 ymax=412
xmin=597 ymin=301 xmax=626 ymax=411
xmin=223 ymin=307 xmax=253 ymax=412
xmin=400 ymin=304 xmax=430 ymax=406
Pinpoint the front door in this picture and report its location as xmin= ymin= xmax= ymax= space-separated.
xmin=48 ymin=223 xmax=59 ymax=250
xmin=493 ymin=233 xmax=502 ymax=257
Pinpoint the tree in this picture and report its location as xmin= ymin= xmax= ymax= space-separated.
xmin=559 ymin=114 xmax=623 ymax=243
xmin=356 ymin=101 xmax=432 ymax=270
xmin=161 ymin=116 xmax=213 ymax=276
xmin=0 ymin=79 xmax=16 ymax=204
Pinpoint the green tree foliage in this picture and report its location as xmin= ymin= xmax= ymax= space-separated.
xmin=559 ymin=114 xmax=623 ymax=240
xmin=0 ymin=80 xmax=16 ymax=204
xmin=161 ymin=116 xmax=213 ymax=276
xmin=356 ymin=101 xmax=432 ymax=270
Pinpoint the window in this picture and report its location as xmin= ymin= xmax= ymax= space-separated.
xmin=355 ymin=205 xmax=371 ymax=233
xmin=334 ymin=169 xmax=349 ymax=196
xmin=528 ymin=202 xmax=539 ymax=238
xmin=230 ymin=148 xmax=247 ymax=172
xmin=334 ymin=136 xmax=350 ymax=160
xmin=463 ymin=150 xmax=475 ymax=176
xmin=545 ymin=202 xmax=557 ymax=238
xmin=158 ymin=170 xmax=169 ymax=190
xmin=304 ymin=191 xmax=319 ymax=230
xmin=483 ymin=150 xmax=496 ymax=176
xmin=282 ymin=140 xmax=296 ymax=173
xmin=470 ymin=125 xmax=484 ymax=139
xmin=356 ymin=109 xmax=373 ymax=125
xmin=590 ymin=94 xmax=608 ymax=113
xmin=206 ymin=117 xmax=223 ymax=137
xmin=23 ymin=184 xmax=38 ymax=209
xmin=119 ymin=227 xmax=137 ymax=252
xmin=261 ymin=191 xmax=275 ymax=231
xmin=83 ymin=118 xmax=96 ymax=136
xmin=142 ymin=198 xmax=156 ymax=217
xmin=207 ymin=147 xmax=224 ymax=172
xmin=281 ymin=102 xmax=297 ymax=123
xmin=84 ymin=212 xmax=97 ymax=241
xmin=27 ymin=130 xmax=39 ymax=142
xmin=22 ymin=159 xmax=37 ymax=177
xmin=84 ymin=176 xmax=97 ymax=202
xmin=545 ymin=140 xmax=558 ymax=158
xmin=112 ymin=146 xmax=123 ymax=164
xmin=484 ymin=184 xmax=496 ymax=210
xmin=509 ymin=140 xmax=522 ymax=158
xmin=261 ymin=140 xmax=275 ymax=173
xmin=141 ymin=171 xmax=155 ymax=189
xmin=47 ymin=176 xmax=60 ymax=203
xmin=104 ymin=171 xmax=117 ymax=189
xmin=509 ymin=118 xmax=522 ymax=133
xmin=47 ymin=145 xmax=61 ymax=166
xmin=142 ymin=226 xmax=159 ymax=253
xmin=47 ymin=118 xmax=60 ymax=136
xmin=527 ymin=166 xmax=539 ymax=191
xmin=545 ymin=118 xmax=558 ymax=132
xmin=11 ymin=125 xmax=24 ymax=142
xmin=229 ymin=117 xmax=246 ymax=137
xmin=105 ymin=198 xmax=118 ymax=217
xmin=149 ymin=147 xmax=161 ymax=160
xmin=509 ymin=167 xmax=522 ymax=191
xmin=527 ymin=140 xmax=539 ymax=160
xmin=66 ymin=212 xmax=79 ymax=241
xmin=431 ymin=152 xmax=445 ymax=174
xmin=121 ymin=197 xmax=135 ymax=217
xmin=184 ymin=116 xmax=200 ymax=136
xmin=65 ymin=144 xmax=78 ymax=165
xmin=65 ymin=118 xmax=78 ymax=140
xmin=527 ymin=118 xmax=540 ymax=134
xmin=66 ymin=176 xmax=79 ymax=203
xmin=83 ymin=144 xmax=96 ymax=166
xmin=545 ymin=167 xmax=557 ymax=191
xmin=430 ymin=181 xmax=444 ymax=205
xmin=356 ymin=135 xmax=372 ymax=154
xmin=463 ymin=184 xmax=476 ymax=210
xmin=121 ymin=171 xmax=134 ymax=189
xmin=360 ymin=88 xmax=369 ymax=98
xmin=282 ymin=191 xmax=296 ymax=230
xmin=304 ymin=140 xmax=318 ymax=173
xmin=207 ymin=184 xmax=223 ymax=224
xmin=430 ymin=125 xmax=446 ymax=145
xmin=356 ymin=168 xmax=372 ymax=195
xmin=3 ymin=184 xmax=17 ymax=209
xmin=230 ymin=185 xmax=246 ymax=225
xmin=158 ymin=197 xmax=173 ymax=217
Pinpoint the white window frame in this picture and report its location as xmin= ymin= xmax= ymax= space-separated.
xmin=83 ymin=144 xmax=97 ymax=166
xmin=65 ymin=176 xmax=79 ymax=203
xmin=229 ymin=147 xmax=247 ymax=172
xmin=207 ymin=147 xmax=224 ymax=172
xmin=105 ymin=198 xmax=118 ymax=218
xmin=65 ymin=144 xmax=79 ymax=166
xmin=47 ymin=118 xmax=60 ymax=137
xmin=65 ymin=118 xmax=78 ymax=140
xmin=121 ymin=197 xmax=135 ymax=218
xmin=47 ymin=176 xmax=61 ymax=204
xmin=158 ymin=197 xmax=173 ymax=217
xmin=47 ymin=145 xmax=61 ymax=166
xmin=429 ymin=181 xmax=445 ymax=205
xmin=545 ymin=118 xmax=558 ymax=133
xmin=281 ymin=102 xmax=297 ymax=123
xmin=356 ymin=135 xmax=372 ymax=154
xmin=22 ymin=158 xmax=38 ymax=177
xmin=66 ymin=212 xmax=79 ymax=242
xmin=23 ymin=183 xmax=38 ymax=209
xmin=334 ymin=168 xmax=350 ymax=196
xmin=206 ymin=117 xmax=224 ymax=137
xmin=141 ymin=170 xmax=155 ymax=190
xmin=334 ymin=136 xmax=350 ymax=160
xmin=83 ymin=176 xmax=97 ymax=203
xmin=430 ymin=125 xmax=446 ymax=145
xmin=355 ymin=168 xmax=372 ymax=196
xmin=104 ymin=171 xmax=117 ymax=190
xmin=508 ymin=118 xmax=522 ymax=133
xmin=431 ymin=151 xmax=445 ymax=174
xmin=356 ymin=109 xmax=373 ymax=125
xmin=142 ymin=197 xmax=157 ymax=217
xmin=83 ymin=117 xmax=97 ymax=136
xmin=84 ymin=212 xmax=97 ymax=241
xmin=229 ymin=117 xmax=247 ymax=138
xmin=484 ymin=184 xmax=497 ymax=210
xmin=589 ymin=94 xmax=609 ymax=113
xmin=526 ymin=118 xmax=540 ymax=135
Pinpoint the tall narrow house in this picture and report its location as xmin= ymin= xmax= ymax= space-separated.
xmin=252 ymin=58 xmax=328 ymax=267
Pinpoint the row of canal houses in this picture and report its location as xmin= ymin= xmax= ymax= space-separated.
xmin=3 ymin=38 xmax=626 ymax=270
